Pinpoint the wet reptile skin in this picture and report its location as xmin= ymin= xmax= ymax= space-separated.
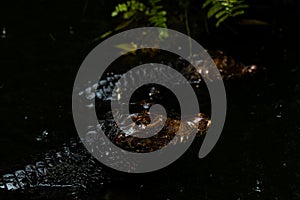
xmin=0 ymin=50 xmax=256 ymax=198
xmin=0 ymin=68 xmax=209 ymax=198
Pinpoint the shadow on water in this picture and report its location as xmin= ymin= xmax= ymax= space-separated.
xmin=0 ymin=0 xmax=300 ymax=199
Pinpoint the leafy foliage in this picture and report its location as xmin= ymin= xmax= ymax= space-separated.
xmin=202 ymin=0 xmax=249 ymax=27
xmin=98 ymin=0 xmax=249 ymax=41
xmin=111 ymin=0 xmax=146 ymax=19
xmin=146 ymin=0 xmax=167 ymax=28
xmin=110 ymin=0 xmax=168 ymax=39
xmin=111 ymin=0 xmax=167 ymax=28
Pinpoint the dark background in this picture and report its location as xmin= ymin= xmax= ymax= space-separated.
xmin=1 ymin=0 xmax=300 ymax=199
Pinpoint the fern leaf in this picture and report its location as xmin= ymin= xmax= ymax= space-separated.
xmin=207 ymin=3 xmax=224 ymax=19
xmin=202 ymin=0 xmax=214 ymax=9
xmin=230 ymin=4 xmax=249 ymax=13
xmin=232 ymin=10 xmax=245 ymax=17
xmin=215 ymin=10 xmax=228 ymax=19
xmin=216 ymin=14 xmax=229 ymax=27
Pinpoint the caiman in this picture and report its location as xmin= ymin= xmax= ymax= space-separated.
xmin=0 ymin=50 xmax=256 ymax=199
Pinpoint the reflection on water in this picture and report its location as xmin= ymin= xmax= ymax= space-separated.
xmin=0 ymin=27 xmax=6 ymax=39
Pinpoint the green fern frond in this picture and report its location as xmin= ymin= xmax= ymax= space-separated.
xmin=109 ymin=0 xmax=168 ymax=39
xmin=111 ymin=0 xmax=167 ymax=29
xmin=111 ymin=0 xmax=146 ymax=18
xmin=203 ymin=0 xmax=248 ymax=27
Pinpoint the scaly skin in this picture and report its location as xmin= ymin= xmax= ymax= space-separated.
xmin=0 ymin=50 xmax=255 ymax=199
xmin=0 ymin=111 xmax=210 ymax=199
xmin=0 ymin=138 xmax=109 ymax=199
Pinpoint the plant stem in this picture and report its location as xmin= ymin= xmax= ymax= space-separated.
xmin=184 ymin=7 xmax=192 ymax=58
xmin=82 ymin=0 xmax=89 ymax=18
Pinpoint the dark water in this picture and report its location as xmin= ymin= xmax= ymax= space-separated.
xmin=1 ymin=0 xmax=300 ymax=199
